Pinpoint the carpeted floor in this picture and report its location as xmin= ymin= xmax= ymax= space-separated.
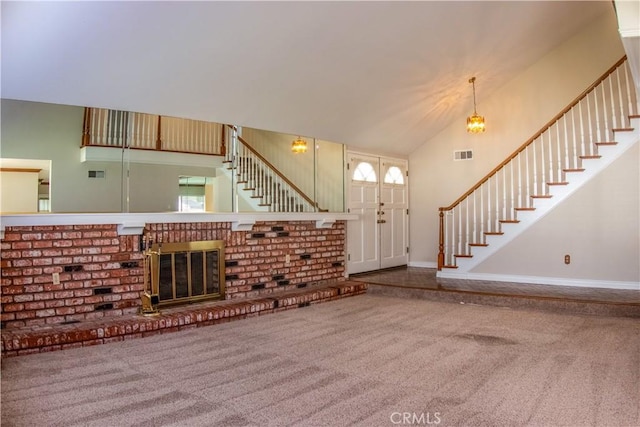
xmin=2 ymin=294 xmax=639 ymax=427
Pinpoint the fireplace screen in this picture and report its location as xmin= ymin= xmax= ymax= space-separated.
xmin=149 ymin=241 xmax=225 ymax=306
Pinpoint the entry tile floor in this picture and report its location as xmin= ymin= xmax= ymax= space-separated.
xmin=350 ymin=266 xmax=640 ymax=305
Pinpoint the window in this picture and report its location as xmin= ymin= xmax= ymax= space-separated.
xmin=353 ymin=161 xmax=377 ymax=182
xmin=178 ymin=176 xmax=211 ymax=212
xmin=384 ymin=166 xmax=404 ymax=185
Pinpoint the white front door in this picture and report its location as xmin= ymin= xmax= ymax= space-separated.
xmin=347 ymin=153 xmax=408 ymax=274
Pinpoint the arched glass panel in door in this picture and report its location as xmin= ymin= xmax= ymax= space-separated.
xmin=353 ymin=161 xmax=377 ymax=182
xmin=383 ymin=166 xmax=404 ymax=185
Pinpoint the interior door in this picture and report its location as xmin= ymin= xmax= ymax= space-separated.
xmin=347 ymin=153 xmax=408 ymax=274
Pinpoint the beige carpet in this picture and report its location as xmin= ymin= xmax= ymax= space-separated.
xmin=2 ymin=295 xmax=639 ymax=427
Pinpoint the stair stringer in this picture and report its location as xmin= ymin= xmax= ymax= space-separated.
xmin=438 ymin=118 xmax=640 ymax=279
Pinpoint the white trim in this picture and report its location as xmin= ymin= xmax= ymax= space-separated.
xmin=436 ymin=270 xmax=640 ymax=291
xmin=80 ymin=146 xmax=224 ymax=169
xmin=0 ymin=212 xmax=358 ymax=236
xmin=231 ymin=220 xmax=256 ymax=232
xmin=408 ymin=261 xmax=438 ymax=269
xmin=316 ymin=219 xmax=336 ymax=229
xmin=619 ymin=29 xmax=640 ymax=38
xmin=117 ymin=222 xmax=146 ymax=235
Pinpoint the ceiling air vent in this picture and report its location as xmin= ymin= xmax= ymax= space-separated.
xmin=88 ymin=170 xmax=105 ymax=179
xmin=453 ymin=150 xmax=473 ymax=161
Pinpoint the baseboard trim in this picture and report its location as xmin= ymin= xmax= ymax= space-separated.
xmin=436 ymin=271 xmax=640 ymax=291
xmin=408 ymin=261 xmax=438 ymax=269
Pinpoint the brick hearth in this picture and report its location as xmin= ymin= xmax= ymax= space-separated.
xmin=1 ymin=281 xmax=367 ymax=357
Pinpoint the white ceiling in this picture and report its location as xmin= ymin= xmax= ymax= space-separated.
xmin=1 ymin=1 xmax=611 ymax=157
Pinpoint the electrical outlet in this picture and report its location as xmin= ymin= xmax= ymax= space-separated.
xmin=52 ymin=272 xmax=60 ymax=285
xmin=564 ymin=255 xmax=571 ymax=265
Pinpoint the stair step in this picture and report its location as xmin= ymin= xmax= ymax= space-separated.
xmin=469 ymin=243 xmax=489 ymax=247
xmin=499 ymin=219 xmax=520 ymax=224
xmin=514 ymin=207 xmax=536 ymax=211
xmin=442 ymin=265 xmax=458 ymax=269
xmin=612 ymin=128 xmax=633 ymax=133
xmin=547 ymin=182 xmax=569 ymax=186
xmin=563 ymin=168 xmax=585 ymax=173
xmin=258 ymin=203 xmax=271 ymax=207
xmin=237 ymin=180 xmax=248 ymax=184
xmin=531 ymin=195 xmax=553 ymax=199
xmin=243 ymin=187 xmax=256 ymax=191
xmin=250 ymin=196 xmax=263 ymax=199
xmin=454 ymin=254 xmax=473 ymax=258
xmin=484 ymin=232 xmax=504 ymax=236
xmin=596 ymin=142 xmax=618 ymax=146
xmin=579 ymin=155 xmax=602 ymax=159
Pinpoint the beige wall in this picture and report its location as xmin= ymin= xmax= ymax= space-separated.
xmin=408 ymin=10 xmax=630 ymax=273
xmin=473 ymin=142 xmax=639 ymax=282
xmin=0 ymin=170 xmax=39 ymax=213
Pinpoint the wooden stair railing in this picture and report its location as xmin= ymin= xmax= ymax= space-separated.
xmin=223 ymin=125 xmax=324 ymax=213
xmin=438 ymin=56 xmax=638 ymax=270
xmin=82 ymin=108 xmax=226 ymax=156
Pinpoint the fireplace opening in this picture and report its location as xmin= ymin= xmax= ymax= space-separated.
xmin=149 ymin=240 xmax=225 ymax=307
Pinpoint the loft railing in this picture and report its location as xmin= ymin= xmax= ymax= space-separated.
xmin=438 ymin=56 xmax=639 ymax=270
xmin=224 ymin=125 xmax=321 ymax=212
xmin=82 ymin=108 xmax=226 ymax=156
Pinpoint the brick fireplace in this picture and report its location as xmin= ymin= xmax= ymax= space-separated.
xmin=1 ymin=220 xmax=347 ymax=329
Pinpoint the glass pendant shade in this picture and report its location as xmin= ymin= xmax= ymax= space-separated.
xmin=291 ymin=137 xmax=307 ymax=153
xmin=467 ymin=113 xmax=486 ymax=133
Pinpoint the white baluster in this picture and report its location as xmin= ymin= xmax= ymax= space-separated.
xmin=510 ymin=159 xmax=515 ymax=217
xmin=608 ymin=72 xmax=617 ymax=130
xmin=479 ymin=184 xmax=484 ymax=239
xmin=457 ymin=202 xmax=462 ymax=256
xmin=531 ymin=139 xmax=538 ymax=201
xmin=586 ymin=92 xmax=594 ymax=156
xmin=525 ymin=146 xmax=530 ymax=205
xmin=625 ymin=62 xmax=639 ymax=115
xmin=570 ymin=108 xmax=577 ymax=169
xmin=600 ymin=84 xmax=609 ymax=138
xmin=462 ymin=199 xmax=473 ymax=254
xmin=615 ymin=67 xmax=625 ymax=127
xmin=555 ymin=122 xmax=562 ymax=182
xmin=563 ymin=116 xmax=569 ymax=174
xmin=578 ymin=99 xmax=585 ymax=158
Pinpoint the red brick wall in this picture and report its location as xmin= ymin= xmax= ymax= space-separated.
xmin=1 ymin=221 xmax=346 ymax=328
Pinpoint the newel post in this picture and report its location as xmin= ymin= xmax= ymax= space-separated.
xmin=437 ymin=210 xmax=445 ymax=270
xmin=155 ymin=115 xmax=162 ymax=150
xmin=81 ymin=107 xmax=92 ymax=147
xmin=220 ymin=124 xmax=226 ymax=156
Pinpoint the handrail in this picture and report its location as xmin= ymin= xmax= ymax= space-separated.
xmin=439 ymin=55 xmax=628 ymax=213
xmin=226 ymin=124 xmax=319 ymax=209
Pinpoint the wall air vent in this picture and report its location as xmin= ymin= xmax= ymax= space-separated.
xmin=88 ymin=170 xmax=106 ymax=178
xmin=454 ymin=150 xmax=473 ymax=161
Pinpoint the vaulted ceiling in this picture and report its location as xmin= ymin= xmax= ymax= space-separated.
xmin=1 ymin=1 xmax=612 ymax=157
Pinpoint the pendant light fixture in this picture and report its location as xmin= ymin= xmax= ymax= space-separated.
xmin=291 ymin=136 xmax=307 ymax=153
xmin=466 ymin=77 xmax=486 ymax=133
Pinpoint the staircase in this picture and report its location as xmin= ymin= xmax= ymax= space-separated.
xmin=222 ymin=126 xmax=322 ymax=212
xmin=437 ymin=56 xmax=639 ymax=276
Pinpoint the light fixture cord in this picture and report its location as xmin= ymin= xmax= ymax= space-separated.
xmin=470 ymin=77 xmax=478 ymax=114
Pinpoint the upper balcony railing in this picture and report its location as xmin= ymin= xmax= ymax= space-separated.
xmin=82 ymin=108 xmax=226 ymax=155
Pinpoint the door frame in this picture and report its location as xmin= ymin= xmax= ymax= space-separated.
xmin=345 ymin=150 xmax=409 ymax=275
